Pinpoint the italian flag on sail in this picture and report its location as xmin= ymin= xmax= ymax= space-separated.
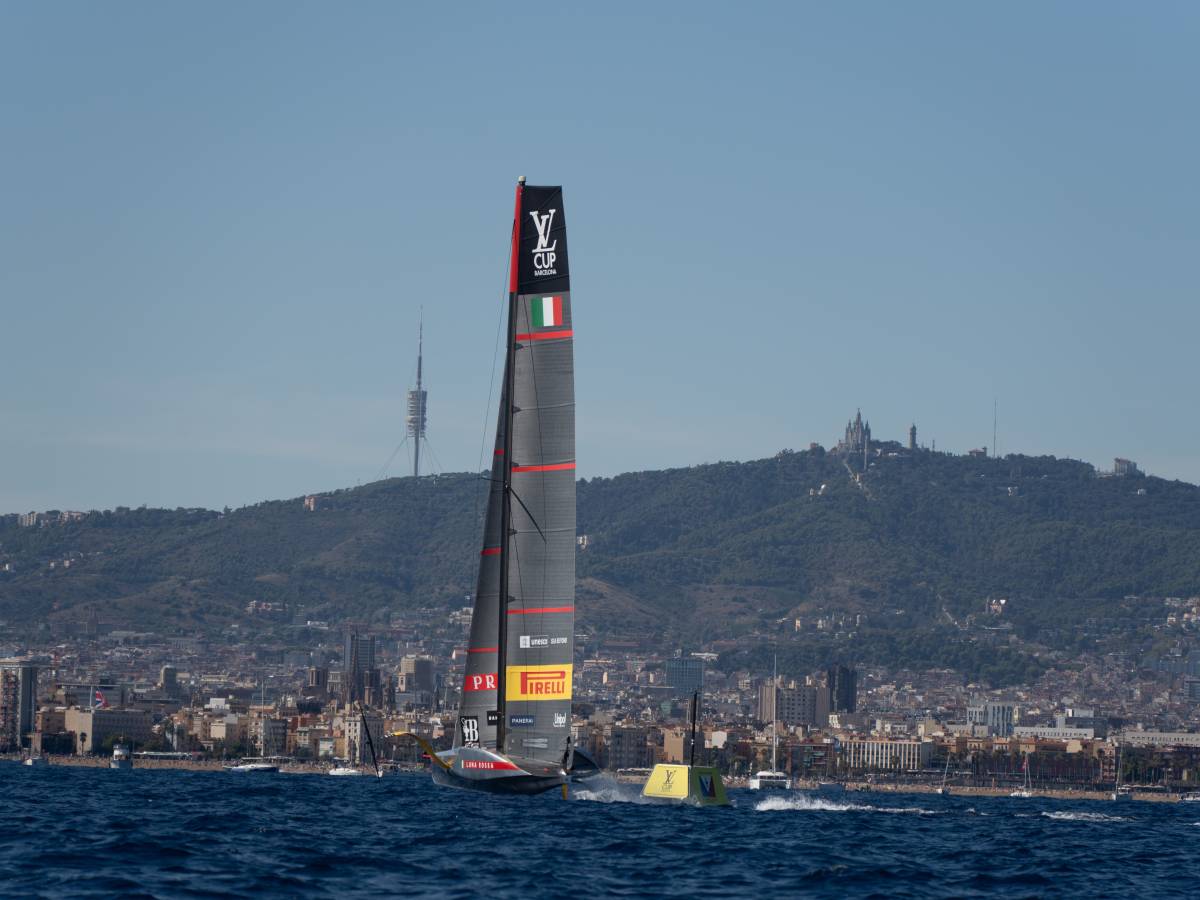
xmin=530 ymin=295 xmax=563 ymax=329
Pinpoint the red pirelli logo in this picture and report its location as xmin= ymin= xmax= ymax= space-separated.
xmin=506 ymin=664 xmax=573 ymax=701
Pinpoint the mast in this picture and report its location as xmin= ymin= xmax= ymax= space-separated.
xmin=771 ymin=654 xmax=778 ymax=773
xmin=496 ymin=176 xmax=524 ymax=750
xmin=689 ymin=691 xmax=699 ymax=768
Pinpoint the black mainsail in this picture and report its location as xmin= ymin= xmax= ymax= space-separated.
xmin=434 ymin=179 xmax=579 ymax=795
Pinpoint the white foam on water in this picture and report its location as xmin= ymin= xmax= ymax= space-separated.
xmin=754 ymin=794 xmax=937 ymax=815
xmin=571 ymin=776 xmax=655 ymax=805
xmin=1041 ymin=810 xmax=1130 ymax=823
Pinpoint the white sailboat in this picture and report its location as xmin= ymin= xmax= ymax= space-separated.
xmin=750 ymin=655 xmax=791 ymax=790
xmin=935 ymin=750 xmax=952 ymax=795
xmin=1010 ymin=753 xmax=1033 ymax=798
xmin=1111 ymin=743 xmax=1130 ymax=801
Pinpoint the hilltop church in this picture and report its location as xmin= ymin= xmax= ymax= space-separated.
xmin=835 ymin=409 xmax=918 ymax=468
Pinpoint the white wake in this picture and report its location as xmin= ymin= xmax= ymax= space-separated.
xmin=571 ymin=775 xmax=656 ymax=804
xmin=1041 ymin=810 xmax=1130 ymax=823
xmin=754 ymin=793 xmax=937 ymax=815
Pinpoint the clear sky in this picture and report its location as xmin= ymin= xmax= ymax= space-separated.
xmin=3 ymin=2 xmax=1198 ymax=513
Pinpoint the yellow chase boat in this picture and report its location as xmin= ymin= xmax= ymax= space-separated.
xmin=642 ymin=763 xmax=728 ymax=806
xmin=641 ymin=692 xmax=729 ymax=807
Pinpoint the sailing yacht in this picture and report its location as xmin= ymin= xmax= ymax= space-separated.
xmin=395 ymin=179 xmax=596 ymax=795
xmin=1111 ymin=744 xmax=1130 ymax=801
xmin=1010 ymin=753 xmax=1033 ymax=798
xmin=750 ymin=656 xmax=791 ymax=790
xmin=935 ymin=751 xmax=952 ymax=795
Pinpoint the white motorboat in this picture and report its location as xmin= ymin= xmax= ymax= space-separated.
xmin=749 ymin=771 xmax=792 ymax=790
xmin=224 ymin=759 xmax=280 ymax=773
xmin=111 ymin=743 xmax=133 ymax=770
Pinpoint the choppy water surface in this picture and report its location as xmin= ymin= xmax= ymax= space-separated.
xmin=2 ymin=764 xmax=1196 ymax=898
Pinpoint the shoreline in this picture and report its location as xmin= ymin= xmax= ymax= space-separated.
xmin=792 ymin=779 xmax=1182 ymax=804
xmin=1 ymin=754 xmax=420 ymax=776
xmin=4 ymin=757 xmax=1188 ymax=802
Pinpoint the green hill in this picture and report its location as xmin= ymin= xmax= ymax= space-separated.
xmin=2 ymin=448 xmax=1196 ymax=683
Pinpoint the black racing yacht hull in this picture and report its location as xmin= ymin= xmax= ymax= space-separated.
xmin=432 ymin=764 xmax=566 ymax=796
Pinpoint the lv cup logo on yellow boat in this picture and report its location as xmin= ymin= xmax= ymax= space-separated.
xmin=506 ymin=664 xmax=573 ymax=701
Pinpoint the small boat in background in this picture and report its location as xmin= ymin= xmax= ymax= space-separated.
xmin=750 ymin=655 xmax=792 ymax=792
xmin=22 ymin=754 xmax=49 ymax=767
xmin=225 ymin=758 xmax=280 ymax=773
xmin=936 ymin=751 xmax=952 ymax=795
xmin=111 ymin=743 xmax=133 ymax=770
xmin=328 ymin=766 xmax=362 ymax=777
xmin=1111 ymin=745 xmax=1130 ymax=801
xmin=1010 ymin=754 xmax=1033 ymax=797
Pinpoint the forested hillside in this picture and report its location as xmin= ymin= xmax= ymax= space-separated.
xmin=2 ymin=448 xmax=1197 ymax=680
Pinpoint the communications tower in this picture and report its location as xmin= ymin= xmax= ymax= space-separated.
xmin=405 ymin=315 xmax=428 ymax=477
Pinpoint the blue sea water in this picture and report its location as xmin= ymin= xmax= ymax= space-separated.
xmin=2 ymin=764 xmax=1196 ymax=899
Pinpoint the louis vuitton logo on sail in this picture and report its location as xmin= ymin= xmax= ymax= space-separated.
xmin=529 ymin=209 xmax=558 ymax=275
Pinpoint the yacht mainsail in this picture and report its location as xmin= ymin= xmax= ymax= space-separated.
xmin=430 ymin=178 xmax=580 ymax=794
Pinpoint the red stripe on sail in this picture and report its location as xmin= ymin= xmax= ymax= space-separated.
xmin=469 ymin=646 xmax=499 ymax=653
xmin=552 ymin=295 xmax=563 ymax=326
xmin=494 ymin=448 xmax=504 ymax=455
xmin=512 ymin=462 xmax=576 ymax=473
xmin=480 ymin=547 xmax=501 ymax=556
xmin=515 ymin=329 xmax=573 ymax=342
xmin=508 ymin=607 xmax=575 ymax=615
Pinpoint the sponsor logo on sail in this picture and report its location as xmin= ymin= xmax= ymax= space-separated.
xmin=505 ymin=664 xmax=573 ymax=701
xmin=509 ymin=715 xmax=536 ymax=727
xmin=529 ymin=209 xmax=558 ymax=276
xmin=522 ymin=738 xmax=549 ymax=749
xmin=519 ymin=633 xmax=569 ymax=648
xmin=486 ymin=710 xmax=499 ymax=726
xmin=464 ymin=673 xmax=497 ymax=692
xmin=460 ymin=716 xmax=479 ymax=746
xmin=553 ymin=712 xmax=568 ymax=728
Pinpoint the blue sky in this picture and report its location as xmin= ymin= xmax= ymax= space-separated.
xmin=3 ymin=2 xmax=1198 ymax=512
